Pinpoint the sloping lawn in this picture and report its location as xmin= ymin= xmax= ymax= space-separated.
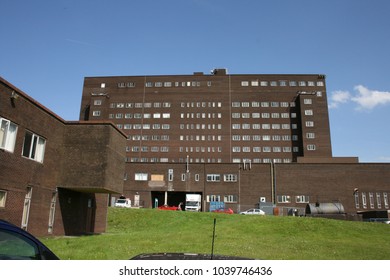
xmin=42 ymin=208 xmax=390 ymax=260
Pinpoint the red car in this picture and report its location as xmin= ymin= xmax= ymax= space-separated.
xmin=212 ymin=208 xmax=234 ymax=214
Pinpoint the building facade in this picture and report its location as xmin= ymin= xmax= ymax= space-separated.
xmin=79 ymin=70 xmax=389 ymax=216
xmin=0 ymin=77 xmax=127 ymax=236
xmin=80 ymin=69 xmax=332 ymax=164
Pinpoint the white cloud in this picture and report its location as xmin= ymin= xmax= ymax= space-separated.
xmin=329 ymin=85 xmax=390 ymax=110
xmin=329 ymin=90 xmax=351 ymax=108
xmin=351 ymin=85 xmax=390 ymax=110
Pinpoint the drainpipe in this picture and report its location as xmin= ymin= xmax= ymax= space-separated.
xmin=270 ymin=162 xmax=276 ymax=204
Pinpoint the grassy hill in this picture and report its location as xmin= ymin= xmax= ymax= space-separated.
xmin=42 ymin=208 xmax=390 ymax=260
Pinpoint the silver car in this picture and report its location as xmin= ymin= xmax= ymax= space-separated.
xmin=240 ymin=208 xmax=265 ymax=215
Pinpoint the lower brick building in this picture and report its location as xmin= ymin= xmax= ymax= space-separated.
xmin=0 ymin=77 xmax=126 ymax=236
xmin=120 ymin=161 xmax=390 ymax=217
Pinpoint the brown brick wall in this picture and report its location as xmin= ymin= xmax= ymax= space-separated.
xmin=122 ymin=162 xmax=390 ymax=214
xmin=1 ymin=78 xmax=126 ymax=236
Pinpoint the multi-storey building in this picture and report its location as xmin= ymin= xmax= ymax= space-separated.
xmin=78 ymin=70 xmax=390 ymax=218
xmin=80 ymin=69 xmax=332 ymax=164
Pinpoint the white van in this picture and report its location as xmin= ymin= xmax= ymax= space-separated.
xmin=115 ymin=198 xmax=131 ymax=208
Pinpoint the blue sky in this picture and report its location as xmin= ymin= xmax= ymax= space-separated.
xmin=1 ymin=0 xmax=389 ymax=162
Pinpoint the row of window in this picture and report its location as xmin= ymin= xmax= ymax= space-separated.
xmin=241 ymin=80 xmax=324 ymax=87
xmin=277 ymin=195 xmax=310 ymax=204
xmin=128 ymin=146 xmax=170 ymax=152
xmin=99 ymin=98 xmax=314 ymax=110
xmin=104 ymin=79 xmax=325 ymax=89
xmin=0 ymin=117 xmax=46 ymax=163
xmin=232 ymin=146 xmax=301 ymax=153
xmin=116 ymin=124 xmax=171 ymax=130
xmin=354 ymin=192 xmax=389 ymax=209
xmin=127 ymin=157 xmax=294 ymax=163
xmin=106 ymin=113 xmax=171 ymax=119
xmin=107 ymin=102 xmax=172 ymax=109
xmin=127 ymin=135 xmax=170 ymax=141
xmin=232 ymin=123 xmax=301 ymax=130
xmin=207 ymin=195 xmax=237 ymax=203
xmin=127 ymin=157 xmax=223 ymax=163
xmin=124 ymin=133 xmax=313 ymax=142
xmin=232 ymin=112 xmax=296 ymax=119
xmin=134 ymin=172 xmax=239 ymax=182
xmin=116 ymin=123 xmax=310 ymax=131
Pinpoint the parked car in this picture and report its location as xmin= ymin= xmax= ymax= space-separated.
xmin=0 ymin=219 xmax=59 ymax=260
xmin=240 ymin=208 xmax=265 ymax=215
xmin=212 ymin=208 xmax=234 ymax=214
xmin=115 ymin=198 xmax=132 ymax=208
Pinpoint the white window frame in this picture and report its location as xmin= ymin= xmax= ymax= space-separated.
xmin=277 ymin=195 xmax=291 ymax=203
xmin=369 ymin=192 xmax=375 ymax=209
xmin=206 ymin=174 xmax=220 ymax=182
xmin=22 ymin=131 xmax=46 ymax=163
xmin=362 ymin=192 xmax=367 ymax=209
xmin=224 ymin=195 xmax=237 ymax=203
xmin=354 ymin=192 xmax=360 ymax=209
xmin=135 ymin=173 xmax=148 ymax=181
xmin=224 ymin=174 xmax=237 ymax=182
xmin=0 ymin=190 xmax=7 ymax=207
xmin=384 ymin=193 xmax=389 ymax=209
xmin=376 ymin=193 xmax=382 ymax=209
xmin=0 ymin=117 xmax=18 ymax=153
xmin=296 ymin=195 xmax=309 ymax=203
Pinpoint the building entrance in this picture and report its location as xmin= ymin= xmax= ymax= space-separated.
xmin=151 ymin=191 xmax=190 ymax=209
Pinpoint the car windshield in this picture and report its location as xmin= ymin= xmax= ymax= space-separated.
xmin=0 ymin=230 xmax=39 ymax=260
xmin=116 ymin=199 xmax=126 ymax=203
xmin=186 ymin=201 xmax=199 ymax=206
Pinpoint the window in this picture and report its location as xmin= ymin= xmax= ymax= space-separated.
xmin=207 ymin=174 xmax=220 ymax=182
xmin=362 ymin=192 xmax=367 ymax=209
xmin=306 ymin=133 xmax=315 ymax=139
xmin=224 ymin=195 xmax=237 ymax=203
xmin=277 ymin=195 xmax=291 ymax=203
xmin=92 ymin=111 xmax=101 ymax=117
xmin=305 ymin=121 xmax=314 ymax=127
xmin=354 ymin=192 xmax=360 ymax=208
xmin=195 ymin=174 xmax=200 ymax=181
xmin=135 ymin=173 xmax=148 ymax=181
xmin=0 ymin=190 xmax=7 ymax=207
xmin=0 ymin=118 xmax=18 ymax=153
xmin=224 ymin=174 xmax=237 ymax=182
xmin=307 ymin=145 xmax=316 ymax=151
xmin=369 ymin=192 xmax=375 ymax=209
xmin=93 ymin=100 xmax=102 ymax=106
xmin=241 ymin=81 xmax=249 ymax=86
xmin=376 ymin=193 xmax=382 ymax=209
xmin=304 ymin=98 xmax=312 ymax=105
xmin=22 ymin=132 xmax=46 ymax=163
xmin=305 ymin=110 xmax=313 ymax=116
xmin=207 ymin=195 xmax=221 ymax=202
xmin=296 ymin=195 xmax=309 ymax=203
xmin=384 ymin=193 xmax=389 ymax=209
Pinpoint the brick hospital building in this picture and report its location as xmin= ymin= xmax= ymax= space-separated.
xmin=1 ymin=70 xmax=390 ymax=236
xmin=79 ymin=69 xmax=389 ymax=217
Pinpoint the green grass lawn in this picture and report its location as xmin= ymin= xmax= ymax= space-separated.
xmin=42 ymin=208 xmax=390 ymax=260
